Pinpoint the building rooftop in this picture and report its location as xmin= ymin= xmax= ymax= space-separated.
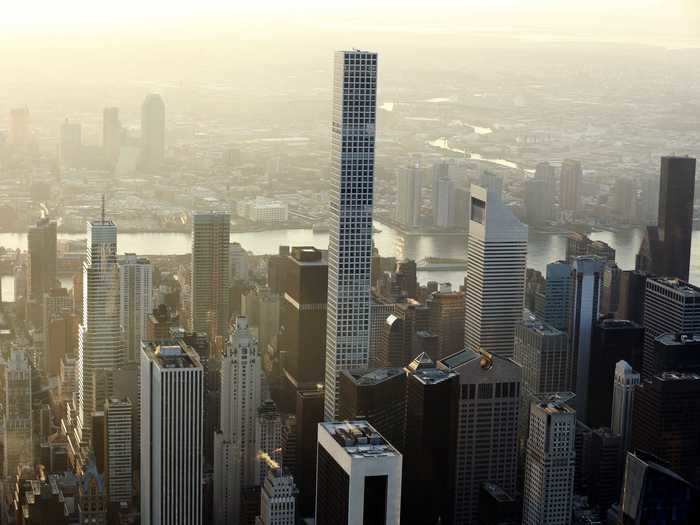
xmin=656 ymin=371 xmax=700 ymax=382
xmin=536 ymin=392 xmax=577 ymax=414
xmin=651 ymin=278 xmax=700 ymax=297
xmin=521 ymin=313 xmax=565 ymax=336
xmin=481 ymin=482 xmax=516 ymax=503
xmin=344 ymin=367 xmax=405 ymax=386
xmin=656 ymin=333 xmax=700 ymax=346
xmin=599 ymin=318 xmax=642 ymax=330
xmin=320 ymin=421 xmax=398 ymax=458
xmin=142 ymin=339 xmax=201 ymax=369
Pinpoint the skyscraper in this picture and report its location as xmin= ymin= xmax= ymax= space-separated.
xmin=315 ymin=421 xmax=402 ymax=525
xmin=141 ymin=340 xmax=203 ymax=525
xmin=537 ymin=260 xmax=572 ymax=331
xmin=522 ymin=394 xmax=576 ymax=525
xmin=27 ymin=216 xmax=57 ymax=321
xmin=4 ymin=350 xmax=32 ymax=476
xmin=427 ymin=286 xmax=465 ymax=361
xmin=525 ymin=177 xmax=553 ymax=225
xmin=396 ymin=163 xmax=421 ymax=227
xmin=632 ymin=371 xmax=700 ymax=485
xmin=78 ymin=212 xmax=122 ymax=436
xmin=118 ymin=254 xmax=153 ymax=362
xmin=402 ymin=353 xmax=459 ymax=524
xmin=191 ymin=212 xmax=230 ymax=337
xmin=513 ymin=315 xmax=571 ymax=452
xmin=104 ymin=397 xmax=132 ymax=506
xmin=637 ymin=156 xmax=696 ymax=281
xmin=140 ymin=94 xmax=165 ymax=169
xmin=565 ymin=233 xmax=615 ymax=264
xmin=9 ymin=107 xmax=30 ymax=146
xmin=586 ymin=318 xmax=643 ymax=427
xmin=324 ymin=50 xmax=377 ymax=420
xmin=464 ymin=184 xmax=528 ymax=358
xmin=278 ymin=246 xmax=327 ymax=393
xmin=255 ymin=468 xmax=297 ymax=525
xmin=642 ymin=278 xmax=700 ymax=378
xmin=102 ymin=107 xmax=121 ymax=165
xmin=559 ymin=159 xmax=582 ymax=214
xmin=438 ymin=348 xmax=521 ymax=524
xmin=432 ymin=162 xmax=454 ymax=227
xmin=611 ymin=360 xmax=640 ymax=452
xmin=569 ymin=255 xmax=604 ymax=422
xmin=214 ymin=316 xmax=262 ymax=525
xmin=59 ymin=119 xmax=82 ymax=167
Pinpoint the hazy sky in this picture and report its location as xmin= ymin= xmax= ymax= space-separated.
xmin=0 ymin=0 xmax=700 ymax=45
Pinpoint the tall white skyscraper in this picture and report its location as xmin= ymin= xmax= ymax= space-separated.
xmin=78 ymin=214 xmax=122 ymax=436
xmin=119 ymin=253 xmax=152 ymax=362
xmin=569 ymin=255 xmax=604 ymax=422
xmin=432 ymin=162 xmax=454 ymax=227
xmin=191 ymin=212 xmax=230 ymax=337
xmin=464 ymin=184 xmax=528 ymax=358
xmin=315 ymin=421 xmax=402 ymax=525
xmin=396 ymin=163 xmax=421 ymax=227
xmin=105 ymin=397 xmax=132 ymax=506
xmin=324 ymin=50 xmax=378 ymax=420
xmin=4 ymin=350 xmax=32 ymax=476
xmin=214 ymin=316 xmax=262 ymax=525
xmin=255 ymin=469 xmax=297 ymax=525
xmin=522 ymin=394 xmax=576 ymax=525
xmin=611 ymin=360 xmax=640 ymax=452
xmin=141 ymin=340 xmax=203 ymax=525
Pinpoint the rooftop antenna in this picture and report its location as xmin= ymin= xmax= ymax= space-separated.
xmin=101 ymin=193 xmax=105 ymax=223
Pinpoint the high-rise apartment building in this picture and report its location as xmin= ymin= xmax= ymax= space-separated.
xmin=396 ymin=163 xmax=421 ymax=227
xmin=102 ymin=107 xmax=121 ymax=165
xmin=559 ymin=159 xmax=582 ymax=213
xmin=119 ymin=254 xmax=152 ymax=362
xmin=141 ymin=340 xmax=203 ymax=525
xmin=324 ymin=50 xmax=378 ymax=420
xmin=255 ymin=468 xmax=297 ymax=525
xmin=315 ymin=421 xmax=402 ymax=525
xmin=4 ymin=350 xmax=33 ymax=476
xmin=637 ymin=156 xmax=696 ymax=281
xmin=432 ymin=162 xmax=454 ymax=227
xmin=214 ymin=316 xmax=262 ymax=525
xmin=465 ymin=184 xmax=528 ymax=358
xmin=569 ymin=255 xmax=604 ymax=422
xmin=642 ymin=278 xmax=700 ymax=378
xmin=611 ymin=360 xmax=640 ymax=453
xmin=104 ymin=397 xmax=132 ymax=506
xmin=78 ymin=214 xmax=122 ymax=436
xmin=438 ymin=348 xmax=521 ymax=524
xmin=278 ymin=246 xmax=327 ymax=392
xmin=526 ymin=177 xmax=553 ymax=225
xmin=140 ymin=94 xmax=165 ymax=169
xmin=522 ymin=394 xmax=576 ymax=525
xmin=191 ymin=212 xmax=230 ymax=337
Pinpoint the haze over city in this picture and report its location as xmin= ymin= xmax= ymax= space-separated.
xmin=0 ymin=1 xmax=699 ymax=524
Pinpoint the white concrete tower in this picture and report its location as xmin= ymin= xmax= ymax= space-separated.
xmin=324 ymin=50 xmax=378 ymax=420
xmin=140 ymin=340 xmax=203 ymax=525
xmin=522 ymin=394 xmax=576 ymax=525
xmin=214 ymin=316 xmax=262 ymax=525
xmin=464 ymin=184 xmax=528 ymax=358
xmin=611 ymin=360 xmax=640 ymax=452
xmin=119 ymin=253 xmax=152 ymax=362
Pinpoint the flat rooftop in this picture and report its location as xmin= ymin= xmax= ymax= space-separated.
xmin=320 ymin=421 xmax=398 ymax=458
xmin=142 ymin=340 xmax=201 ymax=369
xmin=344 ymin=367 xmax=405 ymax=386
xmin=652 ymin=278 xmax=700 ymax=297
xmin=521 ymin=314 xmax=565 ymax=336
xmin=656 ymin=333 xmax=700 ymax=346
xmin=656 ymin=371 xmax=700 ymax=382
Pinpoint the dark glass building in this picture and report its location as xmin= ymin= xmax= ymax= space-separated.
xmin=587 ymin=318 xmax=643 ymax=428
xmin=619 ymin=450 xmax=699 ymax=524
xmin=636 ymin=156 xmax=696 ymax=281
xmin=402 ymin=353 xmax=459 ymax=525
xmin=339 ymin=368 xmax=406 ymax=452
xmin=295 ymin=387 xmax=324 ymax=519
xmin=652 ymin=333 xmax=700 ymax=374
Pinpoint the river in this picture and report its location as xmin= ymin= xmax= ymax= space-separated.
xmin=2 ymin=224 xmax=698 ymax=302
